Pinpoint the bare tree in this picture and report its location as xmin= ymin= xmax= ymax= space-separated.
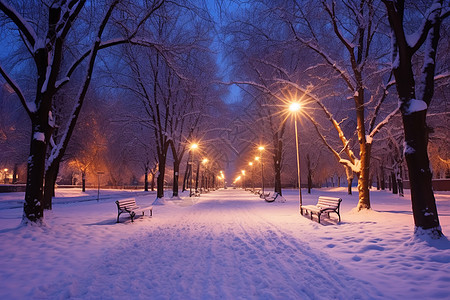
xmin=382 ymin=0 xmax=448 ymax=237
xmin=0 ymin=0 xmax=167 ymax=223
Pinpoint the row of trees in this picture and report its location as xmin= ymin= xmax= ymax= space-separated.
xmin=0 ymin=0 xmax=231 ymax=223
xmin=222 ymin=0 xmax=448 ymax=238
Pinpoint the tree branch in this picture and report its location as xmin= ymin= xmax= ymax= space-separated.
xmin=0 ymin=64 xmax=33 ymax=116
xmin=0 ymin=0 xmax=37 ymax=48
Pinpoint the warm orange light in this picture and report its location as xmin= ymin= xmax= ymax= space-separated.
xmin=255 ymin=156 xmax=260 ymax=161
xmin=289 ymin=102 xmax=301 ymax=112
xmin=190 ymin=143 xmax=198 ymax=150
xmin=202 ymin=158 xmax=208 ymax=164
xmin=3 ymin=168 xmax=7 ymax=172
xmin=258 ymin=146 xmax=265 ymax=151
xmin=241 ymin=170 xmax=245 ymax=175
xmin=248 ymin=162 xmax=253 ymax=166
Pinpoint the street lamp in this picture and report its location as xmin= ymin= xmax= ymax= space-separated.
xmin=96 ymin=171 xmax=104 ymax=201
xmin=241 ymin=170 xmax=246 ymax=189
xmin=190 ymin=143 xmax=198 ymax=197
xmin=289 ymin=101 xmax=303 ymax=209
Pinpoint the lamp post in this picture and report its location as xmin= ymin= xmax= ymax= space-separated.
xmin=96 ymin=171 xmax=104 ymax=201
xmin=241 ymin=170 xmax=246 ymax=189
xmin=289 ymin=102 xmax=303 ymax=209
xmin=258 ymin=146 xmax=265 ymax=196
xmin=190 ymin=143 xmax=198 ymax=197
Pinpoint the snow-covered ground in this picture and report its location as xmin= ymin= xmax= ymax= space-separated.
xmin=0 ymin=187 xmax=449 ymax=299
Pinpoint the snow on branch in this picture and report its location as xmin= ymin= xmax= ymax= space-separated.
xmin=339 ymin=158 xmax=361 ymax=174
xmin=56 ymin=0 xmax=85 ymax=40
xmin=368 ymin=106 xmax=400 ymax=143
xmin=289 ymin=24 xmax=355 ymax=92
xmin=47 ymin=0 xmax=120 ymax=169
xmin=407 ymin=1 xmax=443 ymax=54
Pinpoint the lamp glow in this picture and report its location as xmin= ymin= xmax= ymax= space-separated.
xmin=289 ymin=102 xmax=301 ymax=112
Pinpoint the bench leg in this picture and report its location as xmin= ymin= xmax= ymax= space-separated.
xmin=317 ymin=213 xmax=321 ymax=224
xmin=131 ymin=212 xmax=136 ymax=222
xmin=117 ymin=212 xmax=121 ymax=223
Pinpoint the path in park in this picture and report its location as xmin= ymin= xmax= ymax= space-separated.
xmin=32 ymin=188 xmax=379 ymax=299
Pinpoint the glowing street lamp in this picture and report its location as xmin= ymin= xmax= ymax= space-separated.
xmin=289 ymin=101 xmax=303 ymax=208
xmin=190 ymin=143 xmax=198 ymax=197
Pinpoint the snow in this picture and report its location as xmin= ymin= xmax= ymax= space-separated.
xmin=0 ymin=188 xmax=449 ymax=299
xmin=404 ymin=99 xmax=428 ymax=115
xmin=404 ymin=141 xmax=416 ymax=155
xmin=33 ymin=132 xmax=45 ymax=142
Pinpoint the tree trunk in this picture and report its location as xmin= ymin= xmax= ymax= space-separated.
xmin=345 ymin=167 xmax=353 ymax=195
xmin=195 ymin=160 xmax=200 ymax=193
xmin=150 ymin=172 xmax=155 ymax=191
xmin=404 ymin=111 xmax=440 ymax=232
xmin=273 ymin=139 xmax=283 ymax=196
xmin=156 ymin=155 xmax=166 ymax=199
xmin=383 ymin=0 xmax=443 ymax=236
xmin=82 ymin=171 xmax=86 ymax=192
xmin=23 ymin=122 xmax=47 ymax=223
xmin=43 ymin=161 xmax=59 ymax=210
xmin=144 ymin=171 xmax=148 ymax=191
xmin=356 ymin=142 xmax=372 ymax=210
xmin=391 ymin=171 xmax=398 ymax=194
xmin=172 ymin=160 xmax=180 ymax=197
xmin=12 ymin=163 xmax=18 ymax=183
xmin=306 ymin=154 xmax=312 ymax=194
xmin=182 ymin=153 xmax=191 ymax=192
xmin=380 ymin=165 xmax=385 ymax=190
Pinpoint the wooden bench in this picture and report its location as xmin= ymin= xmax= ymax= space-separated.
xmin=265 ymin=192 xmax=279 ymax=202
xmin=115 ymin=198 xmax=153 ymax=223
xmin=300 ymin=196 xmax=342 ymax=223
xmin=257 ymin=190 xmax=270 ymax=199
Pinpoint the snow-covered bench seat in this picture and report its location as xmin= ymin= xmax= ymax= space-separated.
xmin=300 ymin=196 xmax=342 ymax=224
xmin=265 ymin=192 xmax=279 ymax=202
xmin=115 ymin=198 xmax=153 ymax=223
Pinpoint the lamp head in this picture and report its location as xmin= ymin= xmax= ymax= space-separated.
xmin=289 ymin=102 xmax=301 ymax=112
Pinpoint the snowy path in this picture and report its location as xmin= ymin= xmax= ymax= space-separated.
xmin=1 ymin=188 xmax=449 ymax=299
xmin=32 ymin=189 xmax=377 ymax=299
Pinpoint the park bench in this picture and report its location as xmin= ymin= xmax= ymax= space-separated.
xmin=115 ymin=198 xmax=153 ymax=223
xmin=256 ymin=189 xmax=270 ymax=199
xmin=300 ymin=196 xmax=342 ymax=224
xmin=264 ymin=192 xmax=279 ymax=202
